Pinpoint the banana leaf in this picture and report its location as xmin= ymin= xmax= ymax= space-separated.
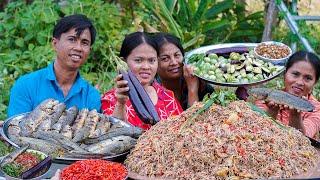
xmin=205 ymin=0 xmax=233 ymax=19
xmin=203 ymin=19 xmax=230 ymax=32
xmin=192 ymin=0 xmax=209 ymax=28
xmin=164 ymin=0 xmax=177 ymax=13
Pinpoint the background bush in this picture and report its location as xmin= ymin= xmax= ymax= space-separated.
xmin=0 ymin=0 xmax=133 ymax=120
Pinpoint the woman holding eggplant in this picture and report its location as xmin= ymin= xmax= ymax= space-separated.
xmin=255 ymin=51 xmax=320 ymax=139
xmin=153 ymin=33 xmax=214 ymax=110
xmin=101 ymin=32 xmax=183 ymax=130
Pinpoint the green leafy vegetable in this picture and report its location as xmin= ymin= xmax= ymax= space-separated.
xmin=0 ymin=140 xmax=14 ymax=157
xmin=2 ymin=163 xmax=23 ymax=178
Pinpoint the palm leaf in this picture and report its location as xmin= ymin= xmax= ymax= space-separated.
xmin=183 ymin=34 xmax=205 ymax=49
xmin=164 ymin=0 xmax=177 ymax=13
xmin=203 ymin=19 xmax=230 ymax=32
xmin=205 ymin=0 xmax=233 ymax=19
xmin=192 ymin=0 xmax=209 ymax=28
xmin=175 ymin=0 xmax=192 ymax=29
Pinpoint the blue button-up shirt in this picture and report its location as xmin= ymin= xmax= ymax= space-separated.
xmin=7 ymin=62 xmax=101 ymax=117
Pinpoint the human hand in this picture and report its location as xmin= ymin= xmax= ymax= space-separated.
xmin=183 ymin=65 xmax=199 ymax=93
xmin=114 ymin=74 xmax=129 ymax=105
xmin=265 ymin=100 xmax=301 ymax=115
xmin=50 ymin=169 xmax=60 ymax=180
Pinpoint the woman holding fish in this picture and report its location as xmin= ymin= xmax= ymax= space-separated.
xmin=101 ymin=32 xmax=183 ymax=130
xmin=254 ymin=51 xmax=320 ymax=139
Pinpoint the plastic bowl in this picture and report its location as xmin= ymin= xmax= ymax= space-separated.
xmin=0 ymin=149 xmax=51 ymax=180
xmin=253 ymin=41 xmax=292 ymax=65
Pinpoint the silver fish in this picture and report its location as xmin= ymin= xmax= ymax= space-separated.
xmin=63 ymin=106 xmax=78 ymax=126
xmin=62 ymin=152 xmax=106 ymax=159
xmin=7 ymin=126 xmax=21 ymax=139
xmin=7 ymin=116 xmax=23 ymax=138
xmin=15 ymin=136 xmax=65 ymax=157
xmin=20 ymin=99 xmax=58 ymax=136
xmin=84 ymin=126 xmax=143 ymax=144
xmin=33 ymin=131 xmax=87 ymax=153
xmin=61 ymin=125 xmax=73 ymax=139
xmin=85 ymin=136 xmax=136 ymax=155
xmin=50 ymin=103 xmax=66 ymax=125
xmin=72 ymin=109 xmax=99 ymax=142
xmin=89 ymin=114 xmax=111 ymax=138
xmin=248 ymin=88 xmax=315 ymax=112
xmin=37 ymin=102 xmax=66 ymax=132
xmin=52 ymin=106 xmax=78 ymax=133
xmin=51 ymin=112 xmax=66 ymax=133
xmin=72 ymin=109 xmax=89 ymax=132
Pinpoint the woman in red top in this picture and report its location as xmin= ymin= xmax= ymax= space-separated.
xmin=255 ymin=51 xmax=320 ymax=139
xmin=101 ymin=32 xmax=183 ymax=130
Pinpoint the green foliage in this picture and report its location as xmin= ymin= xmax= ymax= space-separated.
xmin=135 ymin=0 xmax=264 ymax=50
xmin=205 ymin=88 xmax=238 ymax=107
xmin=0 ymin=0 xmax=132 ymax=120
xmin=1 ymin=0 xmax=319 ymax=121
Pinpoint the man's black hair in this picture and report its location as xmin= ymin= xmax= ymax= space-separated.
xmin=53 ymin=14 xmax=96 ymax=45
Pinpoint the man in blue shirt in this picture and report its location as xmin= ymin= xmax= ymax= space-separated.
xmin=7 ymin=14 xmax=101 ymax=117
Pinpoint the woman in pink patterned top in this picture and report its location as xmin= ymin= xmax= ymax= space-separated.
xmin=101 ymin=32 xmax=182 ymax=130
xmin=255 ymin=51 xmax=320 ymax=139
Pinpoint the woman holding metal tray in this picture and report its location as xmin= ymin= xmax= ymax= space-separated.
xmin=254 ymin=51 xmax=320 ymax=139
xmin=153 ymin=33 xmax=214 ymax=110
xmin=101 ymin=32 xmax=183 ymax=130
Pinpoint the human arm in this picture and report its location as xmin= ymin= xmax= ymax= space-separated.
xmin=103 ymin=74 xmax=129 ymax=121
xmin=7 ymin=77 xmax=33 ymax=117
xmin=254 ymin=100 xmax=280 ymax=119
xmin=288 ymin=110 xmax=306 ymax=134
xmin=300 ymin=98 xmax=320 ymax=138
xmin=183 ymin=65 xmax=199 ymax=107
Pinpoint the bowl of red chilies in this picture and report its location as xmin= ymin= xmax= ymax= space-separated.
xmin=60 ymin=159 xmax=128 ymax=180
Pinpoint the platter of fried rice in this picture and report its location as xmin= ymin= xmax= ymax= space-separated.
xmin=125 ymin=101 xmax=320 ymax=179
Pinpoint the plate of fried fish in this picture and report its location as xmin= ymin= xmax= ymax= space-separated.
xmin=0 ymin=99 xmax=143 ymax=162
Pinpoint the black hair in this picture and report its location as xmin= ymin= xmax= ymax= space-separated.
xmin=119 ymin=32 xmax=158 ymax=60
xmin=286 ymin=51 xmax=320 ymax=82
xmin=53 ymin=14 xmax=96 ymax=45
xmin=153 ymin=33 xmax=185 ymax=56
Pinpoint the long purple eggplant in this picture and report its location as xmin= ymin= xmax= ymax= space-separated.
xmin=206 ymin=46 xmax=248 ymax=57
xmin=127 ymin=70 xmax=160 ymax=124
xmin=120 ymin=70 xmax=154 ymax=124
xmin=21 ymin=156 xmax=52 ymax=179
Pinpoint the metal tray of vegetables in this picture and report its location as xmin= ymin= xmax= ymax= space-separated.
xmin=185 ymin=43 xmax=285 ymax=87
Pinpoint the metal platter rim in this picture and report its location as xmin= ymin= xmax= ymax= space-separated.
xmin=185 ymin=43 xmax=258 ymax=57
xmin=193 ymin=68 xmax=285 ymax=87
xmin=184 ymin=43 xmax=285 ymax=87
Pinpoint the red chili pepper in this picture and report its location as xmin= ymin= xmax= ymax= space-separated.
xmin=237 ymin=146 xmax=246 ymax=156
xmin=15 ymin=152 xmax=41 ymax=172
xmin=278 ymin=158 xmax=285 ymax=167
xmin=60 ymin=159 xmax=127 ymax=180
xmin=229 ymin=125 xmax=236 ymax=131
